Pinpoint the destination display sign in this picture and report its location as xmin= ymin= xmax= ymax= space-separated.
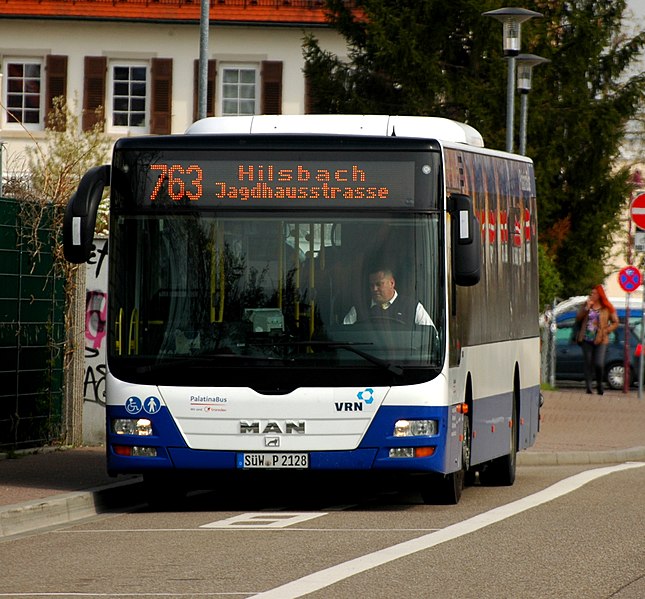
xmin=116 ymin=151 xmax=426 ymax=209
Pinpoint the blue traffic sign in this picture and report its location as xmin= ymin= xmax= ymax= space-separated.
xmin=618 ymin=266 xmax=642 ymax=293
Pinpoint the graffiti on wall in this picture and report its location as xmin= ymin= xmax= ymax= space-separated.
xmin=84 ymin=239 xmax=109 ymax=406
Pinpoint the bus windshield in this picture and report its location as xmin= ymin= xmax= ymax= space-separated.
xmin=108 ymin=212 xmax=444 ymax=388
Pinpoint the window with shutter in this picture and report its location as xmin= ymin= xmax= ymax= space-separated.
xmin=151 ymin=58 xmax=172 ymax=134
xmin=220 ymin=64 xmax=257 ymax=116
xmin=45 ymin=55 xmax=68 ymax=130
xmin=304 ymin=71 xmax=314 ymax=115
xmin=261 ymin=61 xmax=282 ymax=115
xmin=107 ymin=60 xmax=148 ymax=133
xmin=83 ymin=56 xmax=107 ymax=132
xmin=2 ymin=58 xmax=44 ymax=129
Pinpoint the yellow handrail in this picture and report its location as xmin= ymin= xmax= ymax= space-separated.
xmin=295 ymin=224 xmax=300 ymax=327
xmin=128 ymin=308 xmax=139 ymax=355
xmin=210 ymin=223 xmax=225 ymax=323
xmin=309 ymin=223 xmax=315 ymax=340
xmin=115 ymin=308 xmax=123 ymax=356
xmin=278 ymin=222 xmax=284 ymax=309
xmin=219 ymin=224 xmax=225 ymax=323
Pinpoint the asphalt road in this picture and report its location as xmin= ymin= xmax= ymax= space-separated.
xmin=2 ymin=462 xmax=643 ymax=599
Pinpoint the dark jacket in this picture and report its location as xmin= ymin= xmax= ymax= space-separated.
xmin=357 ymin=295 xmax=419 ymax=324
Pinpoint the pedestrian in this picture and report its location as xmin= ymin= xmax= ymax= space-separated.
xmin=575 ymin=285 xmax=619 ymax=394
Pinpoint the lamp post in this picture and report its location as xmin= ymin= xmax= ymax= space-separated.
xmin=197 ymin=0 xmax=210 ymax=121
xmin=482 ymin=7 xmax=542 ymax=153
xmin=516 ymin=53 xmax=549 ymax=155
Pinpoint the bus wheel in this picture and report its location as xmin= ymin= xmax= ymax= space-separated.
xmin=143 ymin=472 xmax=187 ymax=510
xmin=479 ymin=401 xmax=517 ymax=487
xmin=420 ymin=415 xmax=470 ymax=505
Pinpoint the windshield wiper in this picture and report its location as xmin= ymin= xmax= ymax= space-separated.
xmin=292 ymin=341 xmax=404 ymax=377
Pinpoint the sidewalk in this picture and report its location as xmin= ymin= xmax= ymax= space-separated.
xmin=0 ymin=447 xmax=143 ymax=538
xmin=1 ymin=387 xmax=644 ymax=537
xmin=521 ymin=387 xmax=645 ymax=464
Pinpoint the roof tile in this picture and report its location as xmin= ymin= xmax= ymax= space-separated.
xmin=0 ymin=0 xmax=335 ymax=25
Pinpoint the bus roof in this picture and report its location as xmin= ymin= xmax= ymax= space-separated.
xmin=185 ymin=115 xmax=486 ymax=148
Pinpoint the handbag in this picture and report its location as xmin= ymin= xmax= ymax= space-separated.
xmin=572 ymin=318 xmax=583 ymax=346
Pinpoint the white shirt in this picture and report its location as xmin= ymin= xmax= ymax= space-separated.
xmin=343 ymin=291 xmax=434 ymax=326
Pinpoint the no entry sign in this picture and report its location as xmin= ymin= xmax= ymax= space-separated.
xmin=618 ymin=265 xmax=642 ymax=293
xmin=630 ymin=193 xmax=645 ymax=229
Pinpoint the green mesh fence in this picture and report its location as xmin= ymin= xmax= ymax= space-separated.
xmin=0 ymin=197 xmax=65 ymax=450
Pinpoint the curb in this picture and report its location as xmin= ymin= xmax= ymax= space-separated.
xmin=0 ymin=478 xmax=144 ymax=539
xmin=2 ymin=449 xmax=645 ymax=539
xmin=518 ymin=446 xmax=645 ymax=466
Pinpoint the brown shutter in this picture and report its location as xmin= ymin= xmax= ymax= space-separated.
xmin=151 ymin=57 xmax=173 ymax=134
xmin=261 ymin=61 xmax=282 ymax=115
xmin=45 ymin=55 xmax=68 ymax=130
xmin=193 ymin=59 xmax=217 ymax=122
xmin=83 ymin=56 xmax=106 ymax=131
xmin=304 ymin=71 xmax=314 ymax=115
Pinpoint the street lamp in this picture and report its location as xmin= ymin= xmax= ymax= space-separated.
xmin=482 ymin=7 xmax=542 ymax=153
xmin=197 ymin=0 xmax=210 ymax=121
xmin=516 ymin=53 xmax=549 ymax=155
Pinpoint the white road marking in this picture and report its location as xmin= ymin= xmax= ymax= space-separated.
xmin=248 ymin=462 xmax=645 ymax=599
xmin=200 ymin=512 xmax=326 ymax=529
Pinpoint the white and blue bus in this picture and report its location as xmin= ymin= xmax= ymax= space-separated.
xmin=64 ymin=115 xmax=540 ymax=504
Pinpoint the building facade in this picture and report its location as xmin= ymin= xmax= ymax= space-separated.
xmin=0 ymin=0 xmax=348 ymax=164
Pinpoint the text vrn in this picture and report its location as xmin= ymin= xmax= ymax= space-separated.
xmin=237 ymin=164 xmax=367 ymax=183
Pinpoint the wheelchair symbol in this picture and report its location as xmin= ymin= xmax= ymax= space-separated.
xmin=125 ymin=396 xmax=142 ymax=415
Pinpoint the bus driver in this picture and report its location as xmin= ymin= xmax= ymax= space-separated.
xmin=343 ymin=267 xmax=434 ymax=326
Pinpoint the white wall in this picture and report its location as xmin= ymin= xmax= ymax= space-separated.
xmin=84 ymin=238 xmax=109 ymax=444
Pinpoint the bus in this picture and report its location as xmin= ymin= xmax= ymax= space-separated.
xmin=63 ymin=114 xmax=541 ymax=505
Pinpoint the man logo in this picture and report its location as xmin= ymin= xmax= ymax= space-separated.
xmin=240 ymin=421 xmax=305 ymax=434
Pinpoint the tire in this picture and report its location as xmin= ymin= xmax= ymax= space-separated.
xmin=606 ymin=363 xmax=630 ymax=390
xmin=421 ymin=414 xmax=470 ymax=505
xmin=479 ymin=400 xmax=517 ymax=487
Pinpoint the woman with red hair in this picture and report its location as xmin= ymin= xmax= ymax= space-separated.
xmin=576 ymin=285 xmax=619 ymax=394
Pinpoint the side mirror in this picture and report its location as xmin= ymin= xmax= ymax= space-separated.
xmin=448 ymin=193 xmax=481 ymax=286
xmin=63 ymin=165 xmax=111 ymax=264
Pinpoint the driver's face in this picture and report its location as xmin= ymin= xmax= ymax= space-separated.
xmin=369 ymin=271 xmax=396 ymax=303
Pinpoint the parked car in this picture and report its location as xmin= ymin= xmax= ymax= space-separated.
xmin=554 ymin=314 xmax=643 ymax=390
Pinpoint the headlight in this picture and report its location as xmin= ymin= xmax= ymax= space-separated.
xmin=393 ymin=419 xmax=438 ymax=437
xmin=113 ymin=418 xmax=153 ymax=436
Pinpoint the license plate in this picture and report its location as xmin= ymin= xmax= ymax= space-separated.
xmin=239 ymin=453 xmax=309 ymax=469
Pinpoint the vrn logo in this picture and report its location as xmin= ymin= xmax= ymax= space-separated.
xmin=335 ymin=388 xmax=375 ymax=412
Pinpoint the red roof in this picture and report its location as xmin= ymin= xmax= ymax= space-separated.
xmin=0 ymin=0 xmax=337 ymax=26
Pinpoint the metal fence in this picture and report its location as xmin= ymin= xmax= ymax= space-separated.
xmin=0 ymin=197 xmax=66 ymax=451
xmin=539 ymin=307 xmax=556 ymax=387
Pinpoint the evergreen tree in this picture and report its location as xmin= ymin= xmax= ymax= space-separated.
xmin=304 ymin=0 xmax=645 ymax=298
